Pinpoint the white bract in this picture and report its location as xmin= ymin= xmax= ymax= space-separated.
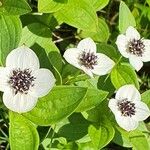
xmin=116 ymin=26 xmax=150 ymax=71
xmin=64 ymin=38 xmax=115 ymax=77
xmin=0 ymin=45 xmax=56 ymax=113
xmin=109 ymin=84 xmax=150 ymax=131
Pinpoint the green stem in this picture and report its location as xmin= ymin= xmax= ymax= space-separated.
xmin=49 ymin=125 xmax=56 ymax=149
xmin=0 ymin=128 xmax=8 ymax=138
xmin=104 ymin=56 xmax=123 ymax=83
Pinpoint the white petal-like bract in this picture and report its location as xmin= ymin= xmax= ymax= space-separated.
xmin=129 ymin=56 xmax=143 ymax=71
xmin=64 ymin=37 xmax=115 ymax=77
xmin=6 ymin=45 xmax=40 ymax=70
xmin=115 ymin=114 xmax=139 ymax=131
xmin=108 ymin=98 xmax=119 ymax=115
xmin=133 ymin=101 xmax=150 ymax=121
xmin=126 ymin=26 xmax=140 ymax=41
xmin=81 ymin=67 xmax=93 ymax=78
xmin=116 ymin=34 xmax=129 ymax=58
xmin=0 ymin=67 xmax=11 ymax=92
xmin=92 ymin=53 xmax=115 ymax=76
xmin=116 ymin=26 xmax=150 ymax=71
xmin=29 ymin=68 xmax=56 ymax=97
xmin=63 ymin=48 xmax=81 ymax=69
xmin=1 ymin=45 xmax=56 ymax=113
xmin=77 ymin=38 xmax=96 ymax=53
xmin=109 ymin=84 xmax=150 ymax=131
xmin=142 ymin=39 xmax=150 ymax=62
xmin=115 ymin=84 xmax=141 ymax=101
xmin=3 ymin=91 xmax=38 ymax=113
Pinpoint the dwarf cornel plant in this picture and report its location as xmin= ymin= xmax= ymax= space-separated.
xmin=0 ymin=0 xmax=150 ymax=150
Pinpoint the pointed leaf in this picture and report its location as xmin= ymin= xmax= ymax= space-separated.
xmin=38 ymin=0 xmax=68 ymax=13
xmin=0 ymin=15 xmax=22 ymax=65
xmin=0 ymin=0 xmax=31 ymax=15
xmin=111 ymin=63 xmax=139 ymax=89
xmin=9 ymin=111 xmax=39 ymax=150
xmin=23 ymin=86 xmax=87 ymax=125
xmin=119 ymin=1 xmax=136 ymax=33
xmin=54 ymin=0 xmax=98 ymax=32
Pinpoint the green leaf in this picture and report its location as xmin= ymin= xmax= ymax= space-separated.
xmin=76 ymin=89 xmax=108 ymax=112
xmin=20 ymin=23 xmax=62 ymax=72
xmin=114 ymin=126 xmax=150 ymax=150
xmin=23 ymin=86 xmax=87 ymax=126
xmin=21 ymin=14 xmax=58 ymax=31
xmin=74 ymin=78 xmax=108 ymax=112
xmin=113 ymin=128 xmax=132 ymax=148
xmin=111 ymin=63 xmax=139 ymax=89
xmin=0 ymin=15 xmax=22 ymax=65
xmin=9 ymin=111 xmax=39 ymax=150
xmin=147 ymin=0 xmax=150 ymax=6
xmin=142 ymin=90 xmax=150 ymax=108
xmin=38 ymin=0 xmax=68 ymax=13
xmin=97 ymin=43 xmax=120 ymax=62
xmin=58 ymin=113 xmax=90 ymax=141
xmin=119 ymin=1 xmax=136 ymax=33
xmin=89 ymin=0 xmax=109 ymax=11
xmin=129 ymin=130 xmax=150 ymax=150
xmin=0 ymin=0 xmax=31 ymax=15
xmin=19 ymin=23 xmax=63 ymax=84
xmin=75 ymin=77 xmax=99 ymax=89
xmin=79 ymin=18 xmax=110 ymax=42
xmin=54 ymin=0 xmax=98 ymax=32
xmin=88 ymin=122 xmax=115 ymax=149
xmin=78 ymin=142 xmax=95 ymax=150
xmin=98 ymin=75 xmax=115 ymax=97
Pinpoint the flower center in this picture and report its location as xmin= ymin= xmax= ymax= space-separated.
xmin=128 ymin=39 xmax=145 ymax=56
xmin=79 ymin=51 xmax=98 ymax=69
xmin=117 ymin=98 xmax=136 ymax=117
xmin=8 ymin=69 xmax=35 ymax=94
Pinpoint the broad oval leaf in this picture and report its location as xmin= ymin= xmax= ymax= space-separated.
xmin=0 ymin=0 xmax=31 ymax=15
xmin=54 ymin=0 xmax=98 ymax=32
xmin=58 ymin=113 xmax=90 ymax=141
xmin=129 ymin=130 xmax=150 ymax=150
xmin=0 ymin=15 xmax=22 ymax=65
xmin=114 ymin=126 xmax=150 ymax=150
xmin=9 ymin=111 xmax=39 ymax=150
xmin=89 ymin=123 xmax=115 ymax=149
xmin=89 ymin=0 xmax=109 ymax=11
xmin=79 ymin=18 xmax=110 ymax=42
xmin=38 ymin=0 xmax=68 ymax=13
xmin=76 ymin=89 xmax=108 ymax=112
xmin=119 ymin=1 xmax=136 ymax=33
xmin=20 ymin=23 xmax=62 ymax=72
xmin=111 ymin=63 xmax=139 ymax=89
xmin=23 ymin=86 xmax=87 ymax=126
xmin=20 ymin=23 xmax=63 ymax=84
xmin=113 ymin=126 xmax=132 ymax=148
xmin=142 ymin=90 xmax=150 ymax=108
xmin=97 ymin=43 xmax=120 ymax=62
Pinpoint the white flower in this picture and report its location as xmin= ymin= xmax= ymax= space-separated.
xmin=108 ymin=84 xmax=150 ymax=131
xmin=63 ymin=38 xmax=115 ymax=77
xmin=0 ymin=45 xmax=56 ymax=113
xmin=116 ymin=26 xmax=150 ymax=71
